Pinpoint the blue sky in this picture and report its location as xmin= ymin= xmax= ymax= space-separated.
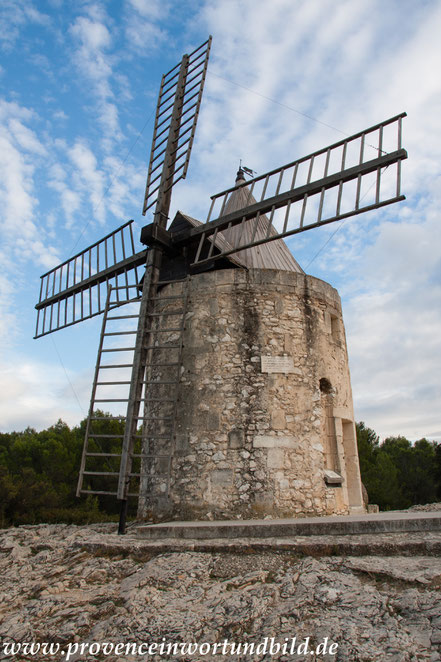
xmin=0 ymin=0 xmax=440 ymax=441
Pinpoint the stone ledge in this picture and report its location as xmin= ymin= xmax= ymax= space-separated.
xmin=134 ymin=511 xmax=441 ymax=541
xmin=77 ymin=532 xmax=441 ymax=559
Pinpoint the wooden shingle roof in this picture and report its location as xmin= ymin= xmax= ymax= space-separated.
xmin=218 ymin=169 xmax=303 ymax=272
xmin=173 ymin=169 xmax=304 ymax=273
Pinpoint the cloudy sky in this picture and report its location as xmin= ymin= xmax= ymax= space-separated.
xmin=0 ymin=0 xmax=440 ymax=441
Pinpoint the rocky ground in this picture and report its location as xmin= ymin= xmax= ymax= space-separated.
xmin=1 ymin=514 xmax=441 ymax=661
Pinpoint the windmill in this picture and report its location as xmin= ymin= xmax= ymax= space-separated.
xmin=35 ymin=37 xmax=407 ymax=533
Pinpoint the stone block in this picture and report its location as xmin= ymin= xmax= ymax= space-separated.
xmin=229 ymin=429 xmax=244 ymax=449
xmin=267 ymin=448 xmax=285 ymax=468
xmin=201 ymin=411 xmax=219 ymax=431
xmin=214 ymin=269 xmax=235 ymax=285
xmin=210 ymin=469 xmax=233 ymax=486
xmin=174 ymin=435 xmax=190 ymax=454
xmin=324 ymin=469 xmax=343 ymax=485
xmin=253 ymin=435 xmax=296 ymax=448
xmin=284 ymin=333 xmax=293 ymax=353
xmin=271 ymin=409 xmax=286 ymax=430
xmin=333 ymin=405 xmax=352 ymax=419
xmin=209 ymin=298 xmax=219 ymax=315
xmin=275 ymin=298 xmax=284 ymax=315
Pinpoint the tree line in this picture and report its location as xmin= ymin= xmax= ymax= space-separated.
xmin=0 ymin=416 xmax=440 ymax=526
xmin=356 ymin=422 xmax=441 ymax=510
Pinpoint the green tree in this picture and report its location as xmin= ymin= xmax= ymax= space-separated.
xmin=368 ymin=449 xmax=404 ymax=510
xmin=357 ymin=423 xmax=440 ymax=511
xmin=0 ymin=415 xmax=125 ymax=527
xmin=435 ymin=442 xmax=441 ymax=500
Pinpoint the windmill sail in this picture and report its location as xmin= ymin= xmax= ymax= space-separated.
xmin=35 ymin=221 xmax=146 ymax=338
xmin=171 ymin=113 xmax=407 ymax=267
xmin=142 ymin=36 xmax=212 ymax=217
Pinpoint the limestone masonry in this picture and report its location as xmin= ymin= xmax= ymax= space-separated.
xmin=138 ymin=268 xmax=364 ymax=521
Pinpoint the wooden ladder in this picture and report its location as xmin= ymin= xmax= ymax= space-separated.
xmin=76 ymin=278 xmax=189 ymax=506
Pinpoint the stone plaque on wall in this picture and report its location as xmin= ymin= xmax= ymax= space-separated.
xmin=261 ymin=355 xmax=294 ymax=374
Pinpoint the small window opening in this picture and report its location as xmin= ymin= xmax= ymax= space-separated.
xmin=319 ymin=377 xmax=333 ymax=394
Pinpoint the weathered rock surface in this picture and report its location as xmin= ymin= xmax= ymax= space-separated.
xmin=1 ymin=523 xmax=441 ymax=661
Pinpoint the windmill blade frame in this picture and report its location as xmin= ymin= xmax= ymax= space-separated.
xmin=171 ymin=113 xmax=407 ymax=268
xmin=35 ymin=221 xmax=146 ymax=338
xmin=142 ymin=36 xmax=212 ymax=218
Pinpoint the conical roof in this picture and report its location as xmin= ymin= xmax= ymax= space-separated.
xmin=172 ymin=169 xmax=304 ymax=273
xmin=218 ymin=169 xmax=303 ymax=272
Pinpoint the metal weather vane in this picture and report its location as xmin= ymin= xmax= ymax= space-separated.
xmin=34 ymin=36 xmax=407 ymax=533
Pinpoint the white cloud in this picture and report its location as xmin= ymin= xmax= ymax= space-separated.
xmin=0 ymin=0 xmax=50 ymax=51
xmin=70 ymin=15 xmax=111 ymax=51
xmin=126 ymin=0 xmax=166 ymax=20
xmin=69 ymin=9 xmax=123 ymax=146
xmin=8 ymin=118 xmax=48 ymax=155
xmin=123 ymin=0 xmax=168 ymax=53
xmin=48 ymin=163 xmax=82 ymax=228
xmin=68 ymin=140 xmax=106 ymax=224
xmin=0 ymin=100 xmax=58 ymax=261
xmin=0 ymin=356 xmax=90 ymax=431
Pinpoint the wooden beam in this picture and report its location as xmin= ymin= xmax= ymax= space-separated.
xmin=171 ymin=149 xmax=408 ymax=246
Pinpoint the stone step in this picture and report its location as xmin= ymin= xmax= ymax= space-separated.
xmin=134 ymin=511 xmax=441 ymax=541
xmin=79 ymin=531 xmax=441 ymax=558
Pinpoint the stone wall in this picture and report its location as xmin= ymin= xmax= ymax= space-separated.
xmin=138 ymin=268 xmax=364 ymax=521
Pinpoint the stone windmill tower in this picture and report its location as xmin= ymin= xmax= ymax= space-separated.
xmin=34 ymin=38 xmax=407 ymax=531
xmin=136 ymin=167 xmax=364 ymax=522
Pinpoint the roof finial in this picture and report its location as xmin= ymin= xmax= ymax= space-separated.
xmin=236 ymin=162 xmax=245 ymax=183
xmin=236 ymin=161 xmax=255 ymax=183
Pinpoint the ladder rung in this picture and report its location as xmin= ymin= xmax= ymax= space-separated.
xmin=80 ymin=490 xmax=139 ymax=497
xmin=83 ymin=471 xmax=119 ymax=476
xmin=86 ymin=452 xmax=122 ymax=457
xmin=146 ymin=310 xmax=185 ymax=317
xmin=94 ymin=398 xmax=129 ymax=402
xmin=104 ymin=331 xmax=137 ymax=336
xmin=143 ymin=416 xmax=172 ymax=421
xmin=80 ymin=490 xmax=117 ymax=496
xmin=108 ymin=299 xmax=139 ymax=306
xmin=100 ymin=364 xmax=134 ymax=368
xmin=107 ymin=314 xmax=140 ymax=320
xmin=86 ymin=453 xmax=160 ymax=457
xmin=131 ymin=453 xmax=172 ymax=458
xmin=87 ymin=434 xmax=124 ymax=439
xmin=157 ymin=278 xmax=187 ymax=285
xmin=90 ymin=416 xmax=126 ymax=421
xmin=101 ymin=347 xmax=136 ymax=352
xmin=96 ymin=381 xmax=131 ymax=385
